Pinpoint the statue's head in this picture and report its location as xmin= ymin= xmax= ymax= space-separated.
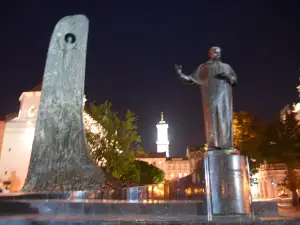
xmin=209 ymin=46 xmax=221 ymax=61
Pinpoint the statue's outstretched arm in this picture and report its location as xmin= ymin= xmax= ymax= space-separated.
xmin=175 ymin=64 xmax=204 ymax=85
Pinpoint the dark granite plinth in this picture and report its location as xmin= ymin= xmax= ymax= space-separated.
xmin=0 ymin=215 xmax=300 ymax=225
xmin=0 ymin=197 xmax=296 ymax=225
xmin=0 ymin=199 xmax=205 ymax=217
xmin=0 ymin=193 xmax=279 ymax=217
xmin=252 ymin=200 xmax=279 ymax=217
xmin=0 ymin=191 xmax=111 ymax=200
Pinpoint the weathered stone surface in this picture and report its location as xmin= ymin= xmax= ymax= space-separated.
xmin=22 ymin=15 xmax=105 ymax=192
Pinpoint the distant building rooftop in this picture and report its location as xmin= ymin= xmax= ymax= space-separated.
xmin=4 ymin=113 xmax=18 ymax=121
xmin=166 ymin=157 xmax=188 ymax=161
xmin=136 ymin=152 xmax=166 ymax=158
xmin=30 ymin=83 xmax=42 ymax=92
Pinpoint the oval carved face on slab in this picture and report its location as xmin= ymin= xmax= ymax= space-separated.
xmin=64 ymin=33 xmax=76 ymax=44
xmin=52 ymin=15 xmax=88 ymax=53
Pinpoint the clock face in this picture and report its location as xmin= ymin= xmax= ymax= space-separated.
xmin=28 ymin=106 xmax=37 ymax=118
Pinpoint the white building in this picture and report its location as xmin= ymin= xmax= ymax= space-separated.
xmin=156 ymin=112 xmax=170 ymax=157
xmin=0 ymin=89 xmax=40 ymax=192
xmin=250 ymin=163 xmax=300 ymax=199
xmin=0 ymin=84 xmax=102 ymax=192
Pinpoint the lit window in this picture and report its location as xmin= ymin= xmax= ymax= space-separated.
xmin=184 ymin=173 xmax=187 ymax=176
xmin=179 ymin=172 xmax=182 ymax=178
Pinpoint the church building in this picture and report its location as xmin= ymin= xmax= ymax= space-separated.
xmin=0 ymin=84 xmax=100 ymax=191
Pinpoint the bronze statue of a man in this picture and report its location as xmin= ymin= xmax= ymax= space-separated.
xmin=175 ymin=47 xmax=237 ymax=150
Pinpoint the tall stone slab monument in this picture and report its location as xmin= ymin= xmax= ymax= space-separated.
xmin=175 ymin=47 xmax=251 ymax=216
xmin=22 ymin=15 xmax=105 ymax=192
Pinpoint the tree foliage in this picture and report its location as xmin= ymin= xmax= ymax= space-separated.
xmin=85 ymin=101 xmax=144 ymax=182
xmin=233 ymin=111 xmax=265 ymax=177
xmin=259 ymin=111 xmax=300 ymax=205
xmin=134 ymin=160 xmax=165 ymax=185
xmin=233 ymin=110 xmax=300 ymax=204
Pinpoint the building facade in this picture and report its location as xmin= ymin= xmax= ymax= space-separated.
xmin=186 ymin=146 xmax=206 ymax=174
xmin=0 ymin=121 xmax=5 ymax=158
xmin=251 ymin=164 xmax=300 ymax=199
xmin=0 ymin=85 xmax=102 ymax=192
xmin=136 ymin=151 xmax=190 ymax=181
xmin=164 ymin=157 xmax=190 ymax=180
xmin=0 ymin=91 xmax=40 ymax=191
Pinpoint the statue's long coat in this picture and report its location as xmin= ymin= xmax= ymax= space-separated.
xmin=190 ymin=60 xmax=237 ymax=149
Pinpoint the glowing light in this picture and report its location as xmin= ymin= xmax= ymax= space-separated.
xmin=156 ymin=113 xmax=169 ymax=157
xmin=84 ymin=112 xmax=103 ymax=135
xmin=24 ymin=127 xmax=35 ymax=147
xmin=293 ymin=103 xmax=300 ymax=113
xmin=185 ymin=188 xmax=192 ymax=196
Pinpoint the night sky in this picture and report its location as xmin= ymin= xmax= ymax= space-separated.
xmin=0 ymin=1 xmax=299 ymax=157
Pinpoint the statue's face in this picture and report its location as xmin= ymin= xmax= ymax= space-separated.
xmin=209 ymin=47 xmax=221 ymax=60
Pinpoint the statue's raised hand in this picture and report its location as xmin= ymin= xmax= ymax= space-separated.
xmin=174 ymin=64 xmax=182 ymax=75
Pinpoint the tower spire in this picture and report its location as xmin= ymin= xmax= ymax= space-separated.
xmin=159 ymin=112 xmax=166 ymax=124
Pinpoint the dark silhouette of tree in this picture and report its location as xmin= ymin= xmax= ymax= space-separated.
xmin=260 ymin=111 xmax=300 ymax=205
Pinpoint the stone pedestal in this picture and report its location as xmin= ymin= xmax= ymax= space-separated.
xmin=204 ymin=150 xmax=251 ymax=216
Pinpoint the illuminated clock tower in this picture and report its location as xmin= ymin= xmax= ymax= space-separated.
xmin=156 ymin=112 xmax=170 ymax=157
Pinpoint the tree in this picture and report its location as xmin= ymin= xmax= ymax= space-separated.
xmin=134 ymin=160 xmax=165 ymax=185
xmin=85 ymin=101 xmax=144 ymax=182
xmin=233 ymin=111 xmax=265 ymax=182
xmin=260 ymin=111 xmax=300 ymax=205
